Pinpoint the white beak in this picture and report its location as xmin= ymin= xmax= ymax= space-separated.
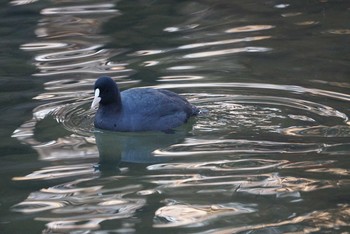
xmin=91 ymin=88 xmax=101 ymax=109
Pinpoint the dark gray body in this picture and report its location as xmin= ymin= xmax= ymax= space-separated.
xmin=94 ymin=87 xmax=198 ymax=132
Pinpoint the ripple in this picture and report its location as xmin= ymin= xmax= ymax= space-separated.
xmin=10 ymin=0 xmax=37 ymax=6
xmin=132 ymin=50 xmax=167 ymax=56
xmin=183 ymin=47 xmax=271 ymax=58
xmin=150 ymin=172 xmax=334 ymax=199
xmin=148 ymin=159 xmax=288 ymax=172
xmin=288 ymin=114 xmax=316 ymax=122
xmin=178 ymin=36 xmax=271 ymax=49
xmin=12 ymin=200 xmax=65 ymax=213
xmin=43 ymin=79 xmax=94 ymax=91
xmin=40 ymin=194 xmax=144 ymax=231
xmin=12 ymin=178 xmax=146 ymax=232
xmin=225 ymin=25 xmax=275 ymax=33
xmin=35 ymin=59 xmax=132 ymax=76
xmin=326 ymin=29 xmax=350 ymax=35
xmin=194 ymin=205 xmax=350 ymax=233
xmin=26 ymin=2 xmax=122 ymax=78
xmin=282 ymin=125 xmax=350 ymax=137
xmin=281 ymin=160 xmax=335 ymax=169
xmin=151 ymin=82 xmax=350 ymax=104
xmin=12 ymin=109 xmax=97 ymax=162
xmin=295 ymin=21 xmax=319 ymax=26
xmin=41 ymin=4 xmax=118 ymax=15
xmin=142 ymin=60 xmax=159 ymax=67
xmin=52 ymin=100 xmax=96 ymax=134
xmin=13 ymin=82 xmax=350 ymax=164
xmin=191 ymin=94 xmax=347 ymax=138
xmin=166 ymin=65 xmax=197 ymax=70
xmin=281 ymin=12 xmax=302 ymax=17
xmin=35 ymin=45 xmax=105 ymax=61
xmin=163 ymin=24 xmax=199 ymax=32
xmin=274 ymin=4 xmax=290 ymax=9
xmin=12 ymin=164 xmax=96 ymax=181
xmin=154 ymin=203 xmax=255 ymax=227
xmin=158 ymin=75 xmax=203 ymax=82
xmin=237 ymin=175 xmax=334 ymax=195
xmin=9 ymin=1 xmax=350 ymax=233
xmin=155 ymin=139 xmax=325 ymax=156
xmin=32 ymin=45 xmax=131 ymax=76
xmin=145 ymin=168 xmax=342 ymax=203
xmin=307 ymin=167 xmax=350 ymax=176
xmin=21 ymin=42 xmax=68 ymax=51
xmin=140 ymin=83 xmax=350 ymax=159
xmin=34 ymin=16 xmax=113 ymax=39
xmin=44 ymin=78 xmax=137 ymax=92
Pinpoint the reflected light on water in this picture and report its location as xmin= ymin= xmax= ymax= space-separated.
xmin=281 ymin=12 xmax=302 ymax=17
xmin=142 ymin=60 xmax=159 ymax=67
xmin=41 ymin=4 xmax=118 ymax=15
xmin=154 ymin=139 xmax=326 ymax=156
xmin=195 ymin=205 xmax=350 ymax=233
xmin=184 ymin=47 xmax=271 ymax=58
xmin=12 ymin=201 xmax=65 ymax=213
xmin=150 ymin=82 xmax=350 ymax=102
xmin=295 ymin=20 xmax=319 ymax=26
xmin=282 ymin=125 xmax=350 ymax=137
xmin=21 ymin=42 xmax=68 ymax=50
xmin=25 ymin=1 xmax=127 ymax=78
xmin=33 ymin=46 xmax=131 ymax=76
xmin=132 ymin=50 xmax=166 ymax=56
xmin=225 ymin=25 xmax=275 ymax=33
xmin=307 ymin=167 xmax=350 ymax=176
xmin=154 ymin=203 xmax=255 ymax=227
xmin=158 ymin=75 xmax=203 ymax=82
xmin=10 ymin=0 xmax=37 ymax=5
xmin=12 ymin=164 xmax=96 ymax=181
xmin=178 ymin=36 xmax=271 ymax=49
xmin=164 ymin=24 xmax=199 ymax=32
xmin=35 ymin=45 xmax=106 ymax=61
xmin=327 ymin=29 xmax=350 ymax=35
xmin=274 ymin=4 xmax=290 ymax=9
xmin=148 ymin=159 xmax=288 ymax=172
xmin=7 ymin=0 xmax=350 ymax=233
xmin=167 ymin=65 xmax=197 ymax=70
xmin=13 ymin=179 xmax=146 ymax=232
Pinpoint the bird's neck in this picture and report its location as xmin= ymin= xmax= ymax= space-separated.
xmin=100 ymin=102 xmax=122 ymax=114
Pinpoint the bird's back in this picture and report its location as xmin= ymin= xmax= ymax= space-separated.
xmin=118 ymin=88 xmax=197 ymax=131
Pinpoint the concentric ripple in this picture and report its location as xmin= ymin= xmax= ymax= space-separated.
xmin=13 ymin=82 xmax=350 ymax=165
xmin=13 ymin=87 xmax=349 ymax=232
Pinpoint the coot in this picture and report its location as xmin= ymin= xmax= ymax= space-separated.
xmin=91 ymin=76 xmax=198 ymax=132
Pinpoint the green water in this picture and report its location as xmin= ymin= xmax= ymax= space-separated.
xmin=1 ymin=0 xmax=350 ymax=233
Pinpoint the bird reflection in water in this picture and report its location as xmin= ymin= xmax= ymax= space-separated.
xmin=94 ymin=127 xmax=190 ymax=171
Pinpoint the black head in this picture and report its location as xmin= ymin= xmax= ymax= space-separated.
xmin=91 ymin=76 xmax=121 ymax=109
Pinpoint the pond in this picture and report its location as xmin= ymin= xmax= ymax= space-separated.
xmin=1 ymin=0 xmax=350 ymax=233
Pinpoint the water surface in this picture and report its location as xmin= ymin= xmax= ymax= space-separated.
xmin=1 ymin=0 xmax=350 ymax=233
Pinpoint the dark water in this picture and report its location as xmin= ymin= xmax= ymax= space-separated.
xmin=1 ymin=0 xmax=350 ymax=233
